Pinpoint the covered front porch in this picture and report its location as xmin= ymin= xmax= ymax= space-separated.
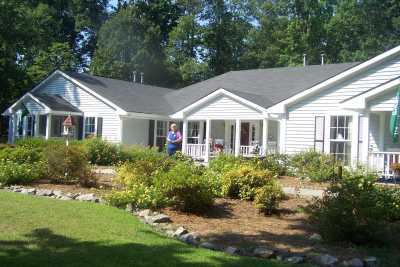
xmin=4 ymin=93 xmax=87 ymax=142
xmin=181 ymin=119 xmax=279 ymax=161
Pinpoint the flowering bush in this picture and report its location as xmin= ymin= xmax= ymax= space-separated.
xmin=0 ymin=160 xmax=46 ymax=185
xmin=253 ymin=179 xmax=285 ymax=215
xmin=221 ymin=165 xmax=276 ymax=200
xmin=83 ymin=138 xmax=122 ymax=166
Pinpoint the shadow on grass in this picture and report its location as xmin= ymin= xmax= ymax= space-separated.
xmin=0 ymin=228 xmax=285 ymax=267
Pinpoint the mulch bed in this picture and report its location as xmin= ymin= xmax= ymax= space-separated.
xmin=161 ymin=197 xmax=371 ymax=260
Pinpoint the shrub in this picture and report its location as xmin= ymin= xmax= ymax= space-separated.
xmin=221 ymin=165 xmax=276 ymax=200
xmin=155 ymin=162 xmax=213 ymax=213
xmin=203 ymin=155 xmax=244 ymax=197
xmin=43 ymin=144 xmax=95 ymax=186
xmin=15 ymin=137 xmax=65 ymax=150
xmin=0 ymin=146 xmax=43 ymax=164
xmin=106 ymin=184 xmax=167 ymax=209
xmin=254 ymin=180 xmax=285 ymax=215
xmin=0 ymin=160 xmax=46 ymax=185
xmin=290 ymin=150 xmax=338 ymax=181
xmin=307 ymin=173 xmax=400 ymax=245
xmin=252 ymin=154 xmax=292 ymax=176
xmin=83 ymin=138 xmax=121 ymax=166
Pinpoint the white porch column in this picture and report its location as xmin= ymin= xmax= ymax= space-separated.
xmin=361 ymin=113 xmax=370 ymax=164
xmin=279 ymin=117 xmax=286 ymax=154
xmin=45 ymin=114 xmax=52 ymax=140
xmin=7 ymin=116 xmax=13 ymax=144
xmin=378 ymin=112 xmax=385 ymax=151
xmin=205 ymin=119 xmax=211 ymax=162
xmin=182 ymin=119 xmax=188 ymax=154
xmin=235 ymin=119 xmax=241 ymax=156
xmin=34 ymin=114 xmax=40 ymax=137
xmin=153 ymin=119 xmax=157 ymax=147
xmin=262 ymin=118 xmax=268 ymax=156
xmin=351 ymin=113 xmax=360 ymax=166
xmin=12 ymin=114 xmax=18 ymax=143
xmin=199 ymin=121 xmax=204 ymax=144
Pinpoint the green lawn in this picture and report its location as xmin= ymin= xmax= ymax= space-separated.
xmin=0 ymin=190 xmax=290 ymax=267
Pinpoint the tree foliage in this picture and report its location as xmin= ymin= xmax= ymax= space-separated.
xmin=2 ymin=0 xmax=400 ymax=136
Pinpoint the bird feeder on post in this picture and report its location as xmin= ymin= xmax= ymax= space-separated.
xmin=62 ymin=115 xmax=75 ymax=146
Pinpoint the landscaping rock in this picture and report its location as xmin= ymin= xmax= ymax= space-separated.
xmin=145 ymin=214 xmax=171 ymax=224
xmin=285 ymin=256 xmax=305 ymax=264
xmin=363 ymin=257 xmax=378 ymax=267
xmin=342 ymin=258 xmax=364 ymax=267
xmin=20 ymin=188 xmax=36 ymax=195
xmin=52 ymin=190 xmax=63 ymax=197
xmin=76 ymin=193 xmax=98 ymax=202
xmin=138 ymin=209 xmax=153 ymax=218
xmin=9 ymin=185 xmax=23 ymax=192
xmin=59 ymin=196 xmax=73 ymax=201
xmin=199 ymin=242 xmax=220 ymax=251
xmin=314 ymin=254 xmax=339 ymax=266
xmin=253 ymin=246 xmax=275 ymax=258
xmin=173 ymin=227 xmax=188 ymax=237
xmin=65 ymin=192 xmax=80 ymax=199
xmin=36 ymin=189 xmax=53 ymax=196
xmin=309 ymin=233 xmax=323 ymax=242
xmin=179 ymin=232 xmax=200 ymax=246
xmin=224 ymin=246 xmax=239 ymax=255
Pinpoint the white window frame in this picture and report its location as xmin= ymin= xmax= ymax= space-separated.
xmin=188 ymin=121 xmax=200 ymax=144
xmin=84 ymin=115 xmax=97 ymax=138
xmin=328 ymin=114 xmax=353 ymax=164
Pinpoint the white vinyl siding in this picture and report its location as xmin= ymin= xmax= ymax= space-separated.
xmin=22 ymin=98 xmax=45 ymax=114
xmin=369 ymin=89 xmax=398 ymax=111
xmin=186 ymin=95 xmax=263 ymax=120
xmin=36 ymin=74 xmax=121 ymax=142
xmin=285 ymin=57 xmax=400 ymax=154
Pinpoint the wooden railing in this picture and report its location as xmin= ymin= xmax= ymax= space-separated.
xmin=368 ymin=151 xmax=400 ymax=178
xmin=185 ymin=144 xmax=206 ymax=159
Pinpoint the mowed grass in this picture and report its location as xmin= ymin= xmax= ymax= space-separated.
xmin=0 ymin=191 xmax=291 ymax=267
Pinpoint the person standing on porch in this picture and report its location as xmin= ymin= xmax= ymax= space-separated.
xmin=166 ymin=123 xmax=182 ymax=156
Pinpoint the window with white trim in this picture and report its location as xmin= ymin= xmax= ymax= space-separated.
xmin=85 ymin=117 xmax=96 ymax=138
xmin=156 ymin=121 xmax=168 ymax=147
xmin=25 ymin=115 xmax=35 ymax=136
xmin=188 ymin=121 xmax=199 ymax=144
xmin=329 ymin=115 xmax=352 ymax=164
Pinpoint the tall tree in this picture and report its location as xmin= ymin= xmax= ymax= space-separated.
xmin=202 ymin=0 xmax=253 ymax=75
xmin=91 ymin=1 xmax=181 ymax=86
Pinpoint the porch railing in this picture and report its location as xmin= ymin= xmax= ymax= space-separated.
xmin=185 ymin=144 xmax=206 ymax=159
xmin=368 ymin=151 xmax=400 ymax=179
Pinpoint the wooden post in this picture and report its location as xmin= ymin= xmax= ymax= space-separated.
xmin=235 ymin=119 xmax=241 ymax=156
xmin=205 ymin=119 xmax=211 ymax=162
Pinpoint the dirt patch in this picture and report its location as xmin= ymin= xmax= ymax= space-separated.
xmin=162 ymin=197 xmax=372 ymax=260
xmin=278 ymin=176 xmax=329 ymax=190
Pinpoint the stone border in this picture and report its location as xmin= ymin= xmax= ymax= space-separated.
xmin=2 ymin=185 xmax=378 ymax=267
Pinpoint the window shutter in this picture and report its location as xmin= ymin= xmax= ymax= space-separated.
xmin=96 ymin=117 xmax=103 ymax=138
xmin=77 ymin=117 xmax=83 ymax=140
xmin=314 ymin=116 xmax=325 ymax=152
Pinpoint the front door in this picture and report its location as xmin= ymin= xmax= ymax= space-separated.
xmin=241 ymin=122 xmax=250 ymax=146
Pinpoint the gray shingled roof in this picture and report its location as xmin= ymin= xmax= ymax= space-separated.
xmin=32 ymin=93 xmax=82 ymax=113
xmin=164 ymin=62 xmax=360 ymax=113
xmin=64 ymin=62 xmax=359 ymax=115
xmin=64 ymin=72 xmax=176 ymax=114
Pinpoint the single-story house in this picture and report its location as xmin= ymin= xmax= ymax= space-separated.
xmin=3 ymin=45 xmax=400 ymax=177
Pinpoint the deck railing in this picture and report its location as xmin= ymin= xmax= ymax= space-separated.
xmin=185 ymin=144 xmax=206 ymax=159
xmin=368 ymin=151 xmax=400 ymax=178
